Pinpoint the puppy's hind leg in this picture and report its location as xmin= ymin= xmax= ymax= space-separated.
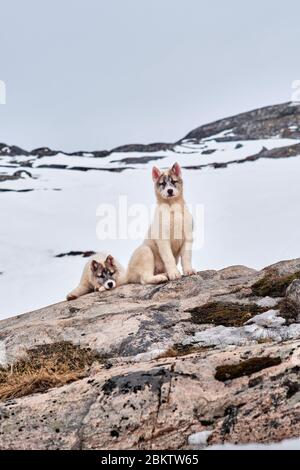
xmin=66 ymin=284 xmax=91 ymax=301
xmin=139 ymin=246 xmax=168 ymax=285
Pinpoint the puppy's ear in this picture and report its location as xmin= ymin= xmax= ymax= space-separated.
xmin=171 ymin=162 xmax=182 ymax=178
xmin=105 ymin=255 xmax=115 ymax=269
xmin=91 ymin=260 xmax=100 ymax=272
xmin=152 ymin=166 xmax=161 ymax=182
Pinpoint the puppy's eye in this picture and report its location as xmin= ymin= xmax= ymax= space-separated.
xmin=160 ymin=181 xmax=166 ymax=188
xmin=97 ymin=274 xmax=104 ymax=279
xmin=170 ymin=179 xmax=177 ymax=185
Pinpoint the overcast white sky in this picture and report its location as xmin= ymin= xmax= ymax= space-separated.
xmin=0 ymin=0 xmax=299 ymax=152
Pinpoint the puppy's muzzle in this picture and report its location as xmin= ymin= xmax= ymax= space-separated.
xmin=104 ymin=280 xmax=116 ymax=290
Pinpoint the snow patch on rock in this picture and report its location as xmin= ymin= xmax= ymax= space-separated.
xmin=184 ymin=322 xmax=300 ymax=348
xmin=255 ymin=296 xmax=279 ymax=309
xmin=245 ymin=309 xmax=286 ymax=328
xmin=188 ymin=430 xmax=213 ymax=448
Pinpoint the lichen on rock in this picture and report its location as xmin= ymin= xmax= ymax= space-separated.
xmin=0 ymin=258 xmax=300 ymax=449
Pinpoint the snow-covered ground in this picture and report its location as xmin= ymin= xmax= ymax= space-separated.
xmin=207 ymin=438 xmax=300 ymax=450
xmin=1 ymin=136 xmax=300 ymax=319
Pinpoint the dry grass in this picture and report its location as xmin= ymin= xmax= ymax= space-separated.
xmin=251 ymin=271 xmax=300 ymax=298
xmin=0 ymin=341 xmax=102 ymax=401
xmin=187 ymin=301 xmax=267 ymax=327
xmin=158 ymin=343 xmax=212 ymax=359
xmin=215 ymin=356 xmax=282 ymax=382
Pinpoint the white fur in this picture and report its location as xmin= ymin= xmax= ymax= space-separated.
xmin=127 ymin=164 xmax=196 ymax=285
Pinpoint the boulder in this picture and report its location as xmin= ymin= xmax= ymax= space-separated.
xmin=0 ymin=259 xmax=300 ymax=449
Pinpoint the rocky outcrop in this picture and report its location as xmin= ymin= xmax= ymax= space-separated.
xmin=184 ymin=101 xmax=300 ymax=142
xmin=1 ymin=258 xmax=300 ymax=449
xmin=0 ymin=170 xmax=32 ymax=183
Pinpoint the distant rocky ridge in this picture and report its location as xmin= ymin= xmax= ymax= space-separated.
xmin=184 ymin=101 xmax=300 ymax=141
xmin=1 ymin=101 xmax=300 ymax=187
xmin=1 ymin=258 xmax=300 ymax=449
xmin=1 ymin=101 xmax=300 ymax=159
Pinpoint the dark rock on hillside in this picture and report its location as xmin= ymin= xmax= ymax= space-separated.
xmin=31 ymin=147 xmax=60 ymax=156
xmin=55 ymin=250 xmax=96 ymax=258
xmin=0 ymin=143 xmax=29 ymax=156
xmin=183 ymin=102 xmax=300 ymax=142
xmin=110 ymin=155 xmax=165 ymax=165
xmin=0 ymin=170 xmax=32 ymax=182
xmin=111 ymin=142 xmax=174 ymax=153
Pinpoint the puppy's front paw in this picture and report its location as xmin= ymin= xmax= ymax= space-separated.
xmin=96 ymin=286 xmax=105 ymax=293
xmin=167 ymin=269 xmax=182 ymax=281
xmin=156 ymin=274 xmax=168 ymax=283
xmin=183 ymin=269 xmax=197 ymax=276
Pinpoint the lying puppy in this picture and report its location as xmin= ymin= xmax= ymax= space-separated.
xmin=127 ymin=162 xmax=196 ymax=285
xmin=67 ymin=253 xmax=126 ymax=300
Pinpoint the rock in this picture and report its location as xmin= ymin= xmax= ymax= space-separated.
xmin=55 ymin=250 xmax=96 ymax=258
xmin=286 ymin=280 xmax=300 ymax=310
xmin=31 ymin=147 xmax=60 ymax=156
xmin=110 ymin=142 xmax=174 ymax=153
xmin=0 ymin=170 xmax=32 ymax=182
xmin=1 ymin=258 xmax=300 ymax=449
xmin=263 ymin=258 xmax=300 ymax=277
xmin=110 ymin=155 xmax=165 ymax=165
xmin=255 ymin=296 xmax=279 ymax=308
xmin=245 ymin=310 xmax=286 ymax=328
xmin=0 ymin=143 xmax=29 ymax=156
xmin=183 ymin=102 xmax=300 ymax=142
xmin=218 ymin=265 xmax=257 ymax=280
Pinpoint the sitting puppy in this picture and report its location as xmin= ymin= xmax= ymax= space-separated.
xmin=127 ymin=162 xmax=196 ymax=285
xmin=67 ymin=253 xmax=126 ymax=300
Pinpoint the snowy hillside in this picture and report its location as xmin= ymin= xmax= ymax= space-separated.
xmin=1 ymin=101 xmax=300 ymax=318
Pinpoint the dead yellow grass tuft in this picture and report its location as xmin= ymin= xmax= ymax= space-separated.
xmin=0 ymin=341 xmax=102 ymax=401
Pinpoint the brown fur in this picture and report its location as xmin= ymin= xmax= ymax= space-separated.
xmin=67 ymin=252 xmax=126 ymax=300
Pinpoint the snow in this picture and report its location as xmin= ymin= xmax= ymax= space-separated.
xmin=1 ymin=137 xmax=298 ymax=177
xmin=1 ymin=136 xmax=300 ymax=319
xmin=183 ymin=320 xmax=300 ymax=348
xmin=131 ymin=348 xmax=167 ymax=363
xmin=0 ymin=341 xmax=7 ymax=366
xmin=207 ymin=438 xmax=300 ymax=450
xmin=245 ymin=309 xmax=286 ymax=328
xmin=255 ymin=296 xmax=279 ymax=308
xmin=188 ymin=431 xmax=213 ymax=447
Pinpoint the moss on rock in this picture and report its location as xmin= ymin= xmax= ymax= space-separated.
xmin=278 ymin=298 xmax=299 ymax=324
xmin=251 ymin=271 xmax=300 ymax=298
xmin=215 ymin=356 xmax=282 ymax=382
xmin=187 ymin=301 xmax=267 ymax=327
